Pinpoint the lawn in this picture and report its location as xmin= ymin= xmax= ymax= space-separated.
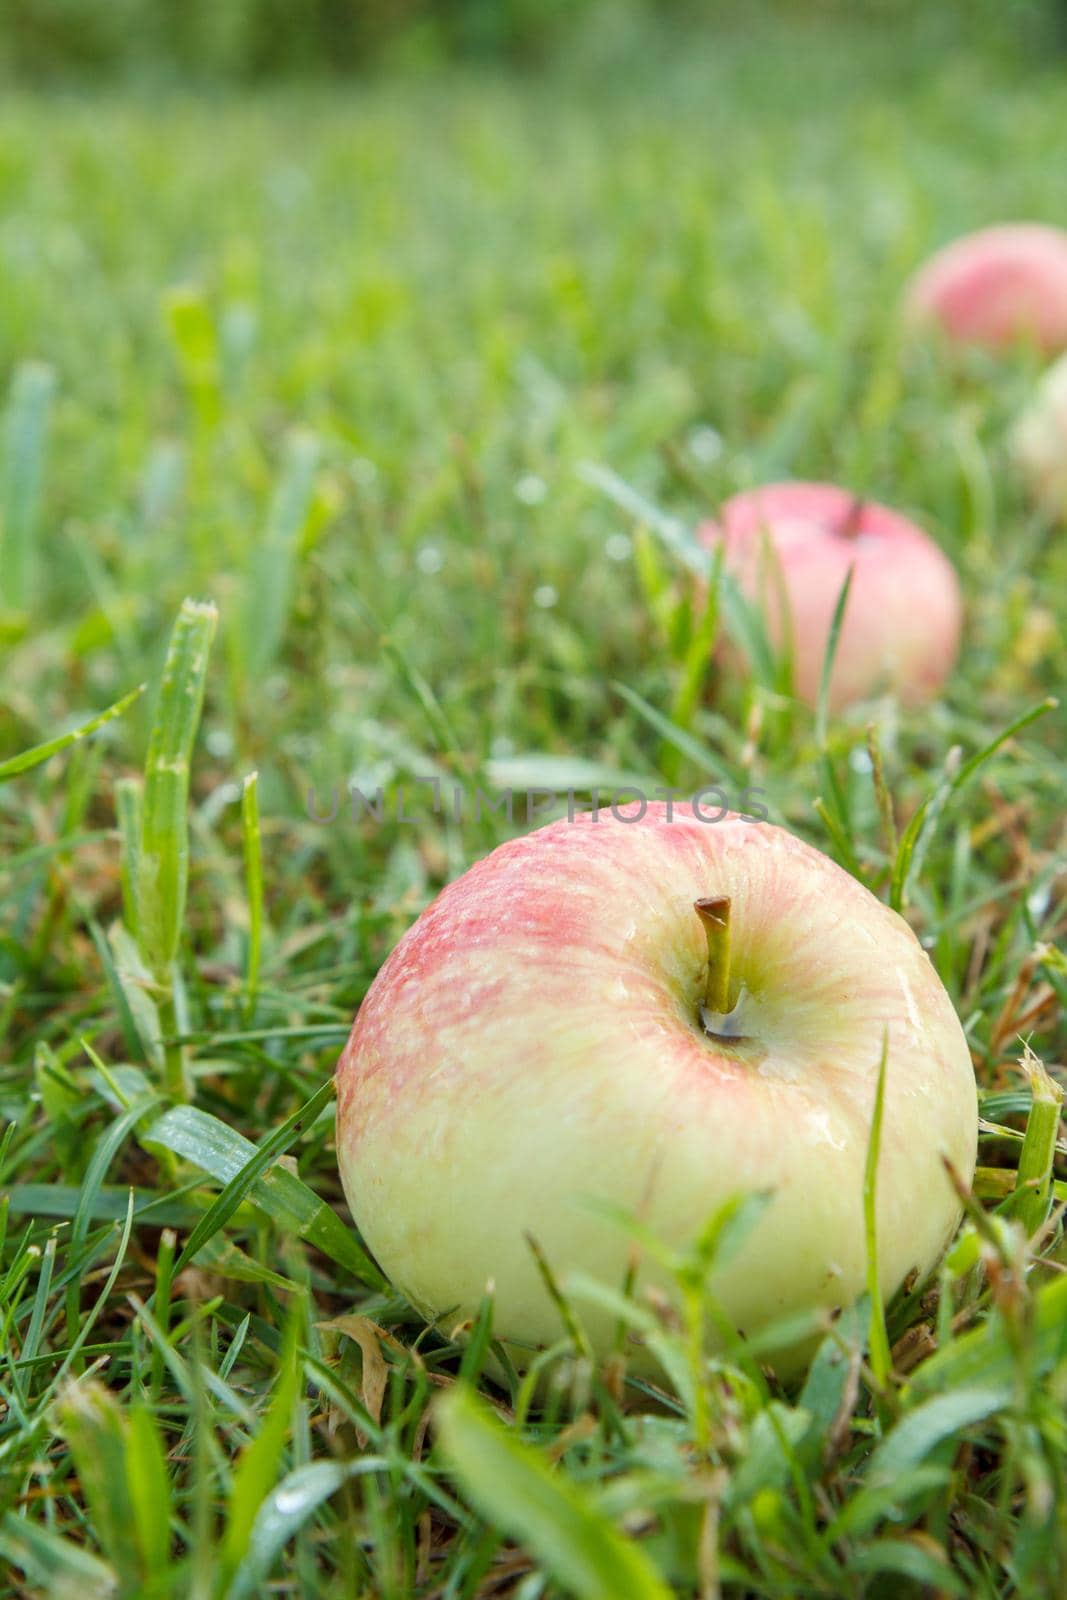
xmin=2 ymin=6 xmax=1067 ymax=1596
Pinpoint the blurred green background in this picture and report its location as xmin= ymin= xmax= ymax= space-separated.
xmin=3 ymin=2 xmax=1067 ymax=1594
xmin=2 ymin=0 xmax=1065 ymax=80
xmin=3 ymin=0 xmax=1066 ymax=885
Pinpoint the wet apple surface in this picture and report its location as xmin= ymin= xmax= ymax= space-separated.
xmin=905 ymin=223 xmax=1067 ymax=353
xmin=1012 ymin=353 xmax=1067 ymax=519
xmin=336 ymin=804 xmax=979 ymax=1376
xmin=700 ymin=481 xmax=963 ymax=713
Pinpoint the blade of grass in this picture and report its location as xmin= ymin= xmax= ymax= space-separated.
xmin=632 ymin=524 xmax=675 ymax=636
xmin=864 ymin=1031 xmax=892 ymax=1388
xmin=890 ymin=748 xmax=961 ymax=913
xmin=718 ymin=566 xmax=780 ymax=690
xmin=951 ymin=696 xmax=1058 ymax=792
xmin=865 ymin=1384 xmax=1011 ymax=1487
xmin=243 ymin=429 xmax=319 ymax=680
xmin=845 ymin=1537 xmax=967 ymax=1596
xmin=170 ymin=1077 xmax=335 ymax=1275
xmin=126 ymin=1402 xmax=175 ymax=1580
xmin=54 ymin=1381 xmax=140 ymax=1591
xmin=612 ymin=680 xmax=728 ymax=782
xmin=71 ymin=1093 xmax=164 ymax=1256
xmin=93 ymin=921 xmax=164 ymax=1070
xmin=1 ymin=361 xmax=55 ymax=614
xmin=139 ymin=597 xmax=218 ymax=977
xmin=380 ymin=637 xmax=461 ymax=756
xmin=4 ymin=1184 xmax=203 ymax=1226
xmin=663 ymin=542 xmax=724 ymax=782
xmin=865 ymin=723 xmax=898 ymax=857
xmin=1005 ymin=1047 xmax=1062 ymax=1237
xmin=906 ymin=1265 xmax=1067 ymax=1399
xmin=229 ymin=1458 xmax=390 ymax=1600
xmin=164 ymin=283 xmax=221 ymax=433
xmin=578 ymin=460 xmax=711 ymax=577
xmin=436 ymin=1383 xmax=673 ymax=1600
xmin=144 ymin=1103 xmax=388 ymax=1291
xmin=812 ymin=795 xmax=862 ymax=875
xmin=0 ymin=685 xmax=145 ymax=784
xmin=814 ymin=565 xmax=854 ymax=750
xmin=138 ymin=597 xmax=218 ymax=1099
xmin=115 ymin=777 xmax=143 ymax=940
xmin=46 ymin=1193 xmax=136 ymax=1400
xmin=0 ymin=1512 xmax=117 ymax=1597
xmin=241 ymin=771 xmax=263 ymax=1021
xmin=892 ymin=697 xmax=1058 ymax=912
xmin=218 ymin=1314 xmax=304 ymax=1594
xmin=20 ymin=1231 xmax=57 ymax=1370
xmin=458 ymin=1290 xmax=496 ymax=1387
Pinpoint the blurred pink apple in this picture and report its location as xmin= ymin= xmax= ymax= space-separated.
xmin=904 ymin=224 xmax=1067 ymax=353
xmin=1011 ymin=352 xmax=1067 ymax=519
xmin=699 ymin=481 xmax=962 ymax=712
xmin=335 ymin=805 xmax=977 ymax=1377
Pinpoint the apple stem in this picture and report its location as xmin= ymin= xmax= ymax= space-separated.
xmin=695 ymin=896 xmax=732 ymax=1014
xmin=839 ymin=496 xmax=866 ymax=538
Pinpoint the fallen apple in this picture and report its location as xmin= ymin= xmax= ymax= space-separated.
xmin=698 ymin=481 xmax=962 ymax=713
xmin=335 ymin=805 xmax=977 ymax=1376
xmin=1011 ymin=352 xmax=1067 ymax=520
xmin=904 ymin=223 xmax=1067 ymax=353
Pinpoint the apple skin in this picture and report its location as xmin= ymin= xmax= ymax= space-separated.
xmin=698 ymin=482 xmax=962 ymax=713
xmin=904 ymin=224 xmax=1067 ymax=353
xmin=1011 ymin=353 xmax=1067 ymax=520
xmin=335 ymin=805 xmax=977 ymax=1377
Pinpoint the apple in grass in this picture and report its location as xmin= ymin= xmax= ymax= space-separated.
xmin=1011 ymin=353 xmax=1067 ymax=520
xmin=904 ymin=224 xmax=1067 ymax=354
xmin=335 ymin=805 xmax=977 ymax=1377
xmin=698 ymin=481 xmax=962 ymax=713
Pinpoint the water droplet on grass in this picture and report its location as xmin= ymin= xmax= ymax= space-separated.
xmin=515 ymin=473 xmax=548 ymax=505
xmin=688 ymin=424 xmax=724 ymax=464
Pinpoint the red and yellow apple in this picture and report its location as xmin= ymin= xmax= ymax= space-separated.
xmin=699 ymin=481 xmax=962 ymax=712
xmin=904 ymin=223 xmax=1067 ymax=353
xmin=335 ymin=805 xmax=977 ymax=1376
xmin=1011 ymin=353 xmax=1067 ymax=520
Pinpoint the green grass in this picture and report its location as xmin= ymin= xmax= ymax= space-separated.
xmin=2 ymin=8 xmax=1067 ymax=1596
